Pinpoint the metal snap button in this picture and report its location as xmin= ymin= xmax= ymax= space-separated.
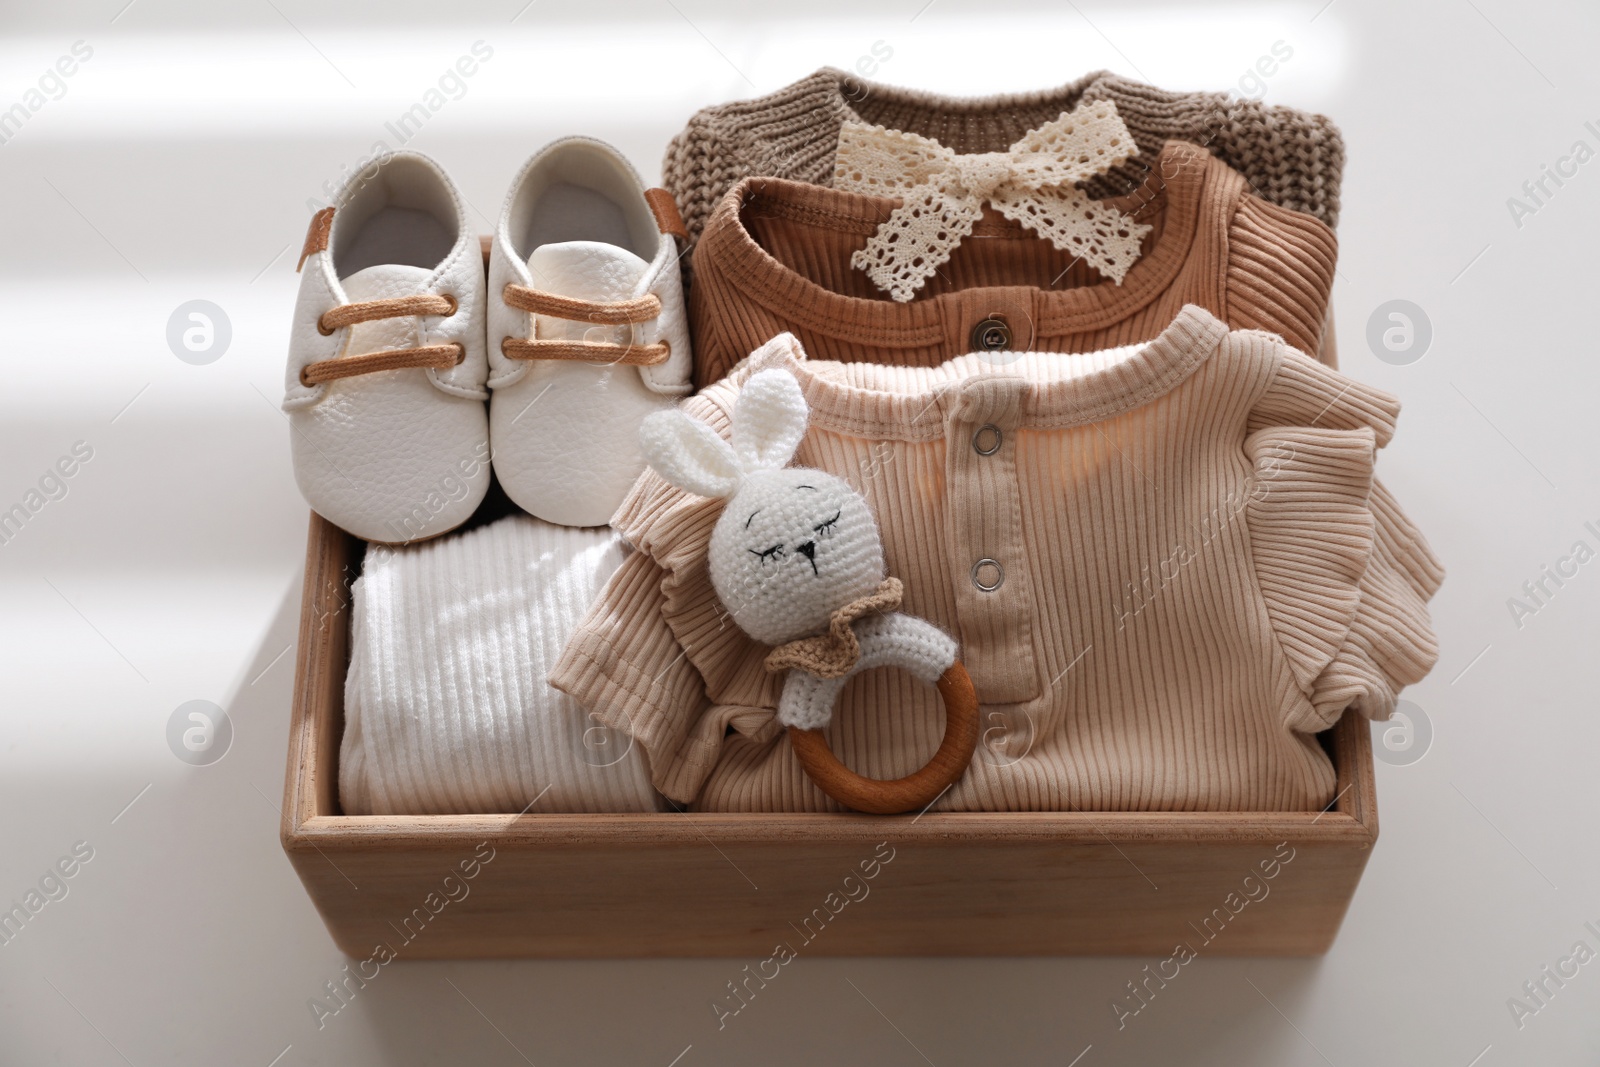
xmin=971 ymin=316 xmax=1011 ymax=352
xmin=972 ymin=424 xmax=1002 ymax=455
xmin=971 ymin=558 xmax=1004 ymax=592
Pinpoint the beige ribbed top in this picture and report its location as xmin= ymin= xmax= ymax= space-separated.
xmin=688 ymin=142 xmax=1338 ymax=388
xmin=550 ymin=308 xmax=1443 ymax=812
xmin=662 ymin=67 xmax=1346 ymax=266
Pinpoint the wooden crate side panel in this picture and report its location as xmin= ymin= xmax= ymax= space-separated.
xmin=285 ymin=828 xmax=1369 ymax=959
xmin=284 ymin=513 xmax=353 ymax=834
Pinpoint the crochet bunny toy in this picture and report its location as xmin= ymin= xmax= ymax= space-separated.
xmin=639 ymin=355 xmax=978 ymax=813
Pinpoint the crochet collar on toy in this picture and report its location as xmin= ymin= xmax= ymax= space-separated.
xmin=764 ymin=577 xmax=904 ymax=679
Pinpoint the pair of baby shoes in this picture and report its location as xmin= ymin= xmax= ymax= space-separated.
xmin=282 ymin=139 xmax=692 ymax=543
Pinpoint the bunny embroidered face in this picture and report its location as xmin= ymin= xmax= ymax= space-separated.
xmin=638 ymin=365 xmax=888 ymax=646
xmin=710 ymin=467 xmax=884 ymax=645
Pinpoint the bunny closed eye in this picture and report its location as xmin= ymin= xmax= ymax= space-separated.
xmin=746 ymin=501 xmax=842 ymax=572
xmin=709 ymin=468 xmax=886 ymax=646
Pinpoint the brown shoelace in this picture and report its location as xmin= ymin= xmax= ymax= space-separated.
xmin=500 ymin=283 xmax=670 ymax=366
xmin=299 ymin=294 xmax=464 ymax=386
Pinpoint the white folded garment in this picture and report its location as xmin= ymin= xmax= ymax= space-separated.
xmin=340 ymin=513 xmax=662 ymax=814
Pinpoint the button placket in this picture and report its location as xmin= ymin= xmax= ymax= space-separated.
xmin=938 ymin=287 xmax=1037 ymax=359
xmin=941 ymin=376 xmax=1039 ymax=703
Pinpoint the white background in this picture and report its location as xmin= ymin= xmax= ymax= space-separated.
xmin=0 ymin=0 xmax=1596 ymax=1063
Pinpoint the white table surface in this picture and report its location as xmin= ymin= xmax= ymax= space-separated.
xmin=1 ymin=0 xmax=1596 ymax=1063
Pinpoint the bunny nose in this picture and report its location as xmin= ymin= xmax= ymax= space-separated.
xmin=796 ymin=540 xmax=818 ymax=574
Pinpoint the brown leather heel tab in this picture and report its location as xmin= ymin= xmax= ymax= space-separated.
xmin=298 ymin=207 xmax=335 ymax=272
xmin=644 ymin=188 xmax=688 ymax=241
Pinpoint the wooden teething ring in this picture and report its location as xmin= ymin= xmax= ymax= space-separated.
xmin=787 ymin=661 xmax=979 ymax=815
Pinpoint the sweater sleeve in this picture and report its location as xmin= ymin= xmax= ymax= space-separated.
xmin=1225 ymin=194 xmax=1338 ymax=361
xmin=1244 ymin=424 xmax=1376 ymax=731
xmin=661 ymin=107 xmax=721 ymax=267
xmin=1306 ymin=479 xmax=1444 ymax=725
xmin=1247 ymin=340 xmax=1399 ymax=443
xmin=548 ymin=549 xmax=772 ymax=803
xmin=1082 ymin=74 xmax=1346 ymax=229
xmin=660 ymin=70 xmax=846 ymax=274
xmin=1246 ymin=343 xmax=1443 ymax=730
xmin=547 ymin=376 xmax=783 ymax=802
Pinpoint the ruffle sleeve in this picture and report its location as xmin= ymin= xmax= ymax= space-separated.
xmin=1244 ymin=425 xmax=1376 ymax=731
xmin=1247 ymin=342 xmax=1443 ymax=731
xmin=550 ymin=345 xmax=802 ymax=802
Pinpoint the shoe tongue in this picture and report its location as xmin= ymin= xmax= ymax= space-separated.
xmin=340 ymin=263 xmax=435 ymax=303
xmin=526 ymin=241 xmax=649 ymax=304
xmin=338 ymin=264 xmax=435 ymax=354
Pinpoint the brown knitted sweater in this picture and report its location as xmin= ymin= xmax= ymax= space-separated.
xmin=662 ymin=67 xmax=1346 ymax=267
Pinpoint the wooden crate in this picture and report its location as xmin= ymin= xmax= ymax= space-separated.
xmin=281 ymin=511 xmax=1377 ymax=958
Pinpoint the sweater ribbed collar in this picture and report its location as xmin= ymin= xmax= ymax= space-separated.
xmin=816 ymin=66 xmax=1112 ymax=154
xmin=700 ymin=141 xmax=1214 ymax=351
xmin=749 ymin=305 xmax=1230 ymax=440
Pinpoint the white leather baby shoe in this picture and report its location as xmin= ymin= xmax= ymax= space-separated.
xmin=487 ymin=137 xmax=692 ymax=528
xmin=283 ymin=151 xmax=489 ymax=544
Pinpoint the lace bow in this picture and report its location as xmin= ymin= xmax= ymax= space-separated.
xmin=832 ymin=101 xmax=1151 ymax=302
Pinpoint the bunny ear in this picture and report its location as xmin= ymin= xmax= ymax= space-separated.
xmin=732 ymin=368 xmax=809 ymax=473
xmin=639 ymin=409 xmax=742 ymax=499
